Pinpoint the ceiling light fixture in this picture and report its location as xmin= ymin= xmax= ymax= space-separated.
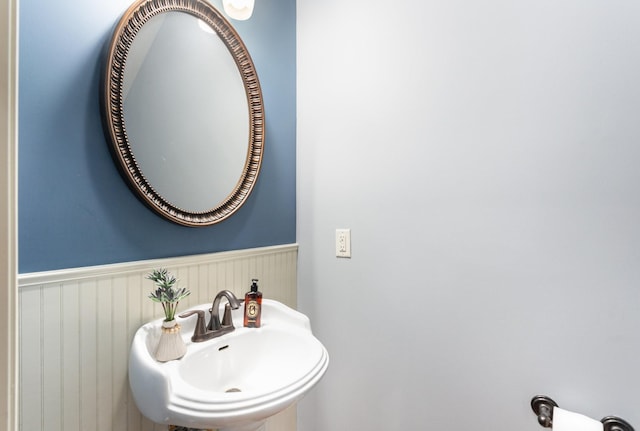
xmin=222 ymin=0 xmax=255 ymax=21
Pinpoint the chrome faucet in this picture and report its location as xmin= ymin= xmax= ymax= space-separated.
xmin=179 ymin=290 xmax=241 ymax=342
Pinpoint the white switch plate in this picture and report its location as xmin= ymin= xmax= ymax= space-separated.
xmin=336 ymin=229 xmax=351 ymax=258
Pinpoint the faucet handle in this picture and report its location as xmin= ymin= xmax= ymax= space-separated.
xmin=221 ymin=303 xmax=233 ymax=327
xmin=179 ymin=310 xmax=207 ymax=342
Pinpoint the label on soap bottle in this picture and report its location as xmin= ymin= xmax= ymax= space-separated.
xmin=247 ymin=300 xmax=259 ymax=319
xmin=244 ymin=298 xmax=261 ymax=327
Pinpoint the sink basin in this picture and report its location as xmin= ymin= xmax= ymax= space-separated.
xmin=129 ymin=299 xmax=329 ymax=431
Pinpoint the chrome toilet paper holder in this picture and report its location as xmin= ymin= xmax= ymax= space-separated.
xmin=531 ymin=395 xmax=634 ymax=431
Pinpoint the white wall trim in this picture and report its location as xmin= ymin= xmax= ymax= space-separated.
xmin=0 ymin=0 xmax=18 ymax=428
xmin=19 ymin=244 xmax=299 ymax=287
xmin=19 ymin=245 xmax=298 ymax=431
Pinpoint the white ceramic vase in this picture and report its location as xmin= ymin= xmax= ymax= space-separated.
xmin=155 ymin=319 xmax=187 ymax=362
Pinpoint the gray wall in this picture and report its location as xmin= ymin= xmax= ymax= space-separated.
xmin=297 ymin=1 xmax=640 ymax=430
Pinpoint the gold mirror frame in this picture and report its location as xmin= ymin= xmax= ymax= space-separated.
xmin=103 ymin=0 xmax=264 ymax=227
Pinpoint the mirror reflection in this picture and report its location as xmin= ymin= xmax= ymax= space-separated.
xmin=123 ymin=12 xmax=249 ymax=213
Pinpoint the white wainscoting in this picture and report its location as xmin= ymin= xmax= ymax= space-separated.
xmin=18 ymin=244 xmax=298 ymax=431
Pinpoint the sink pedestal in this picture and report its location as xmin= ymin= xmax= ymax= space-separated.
xmin=221 ymin=421 xmax=265 ymax=431
xmin=169 ymin=421 xmax=265 ymax=431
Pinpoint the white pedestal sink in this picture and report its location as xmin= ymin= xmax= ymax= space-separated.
xmin=129 ymin=299 xmax=329 ymax=431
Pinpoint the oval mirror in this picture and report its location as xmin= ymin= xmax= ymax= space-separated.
xmin=102 ymin=0 xmax=264 ymax=227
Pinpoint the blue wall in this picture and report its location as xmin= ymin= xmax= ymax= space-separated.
xmin=19 ymin=0 xmax=296 ymax=273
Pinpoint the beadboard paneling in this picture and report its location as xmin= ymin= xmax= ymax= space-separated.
xmin=18 ymin=244 xmax=298 ymax=431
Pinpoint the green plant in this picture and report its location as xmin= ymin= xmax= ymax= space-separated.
xmin=146 ymin=268 xmax=191 ymax=321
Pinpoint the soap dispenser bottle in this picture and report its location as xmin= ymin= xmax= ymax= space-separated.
xmin=244 ymin=279 xmax=262 ymax=328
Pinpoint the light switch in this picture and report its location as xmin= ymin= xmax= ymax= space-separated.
xmin=335 ymin=229 xmax=351 ymax=258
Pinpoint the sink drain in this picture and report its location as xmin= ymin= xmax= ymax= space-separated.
xmin=225 ymin=388 xmax=241 ymax=393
